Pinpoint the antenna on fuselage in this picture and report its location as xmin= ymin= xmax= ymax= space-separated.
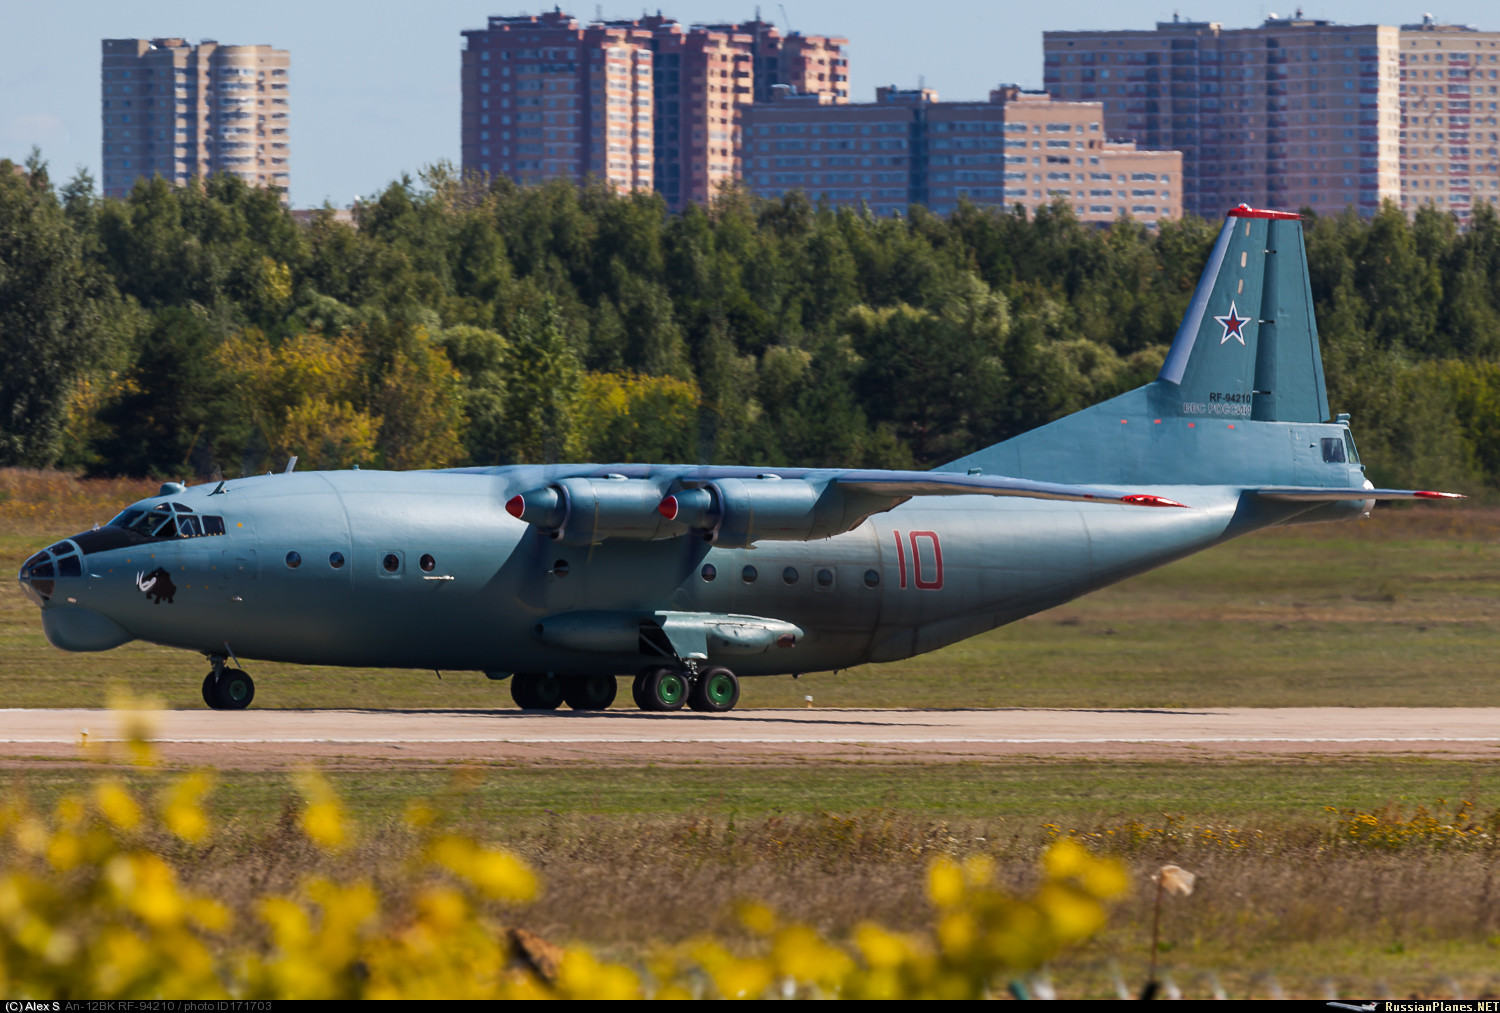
xmin=283 ymin=456 xmax=298 ymax=474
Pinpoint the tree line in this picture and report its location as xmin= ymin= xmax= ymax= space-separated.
xmin=3 ymin=151 xmax=1499 ymax=494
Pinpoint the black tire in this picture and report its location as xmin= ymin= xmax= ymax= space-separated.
xmin=631 ymin=670 xmax=650 ymax=710
xmin=202 ymin=672 xmax=220 ymax=709
xmin=511 ymin=672 xmax=563 ymax=710
xmin=688 ymin=666 xmax=740 ymax=713
xmin=563 ymin=674 xmax=617 ymax=711
xmin=641 ymin=666 xmax=688 ymax=712
xmin=214 ymin=668 xmax=254 ymax=710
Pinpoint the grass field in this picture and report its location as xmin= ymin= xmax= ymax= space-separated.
xmin=3 ymin=469 xmax=1497 ymax=709
xmin=12 ymin=755 xmax=1500 ymax=997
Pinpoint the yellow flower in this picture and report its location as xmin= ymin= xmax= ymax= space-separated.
xmin=95 ymin=780 xmax=141 ymax=831
xmin=158 ymin=772 xmax=212 ymax=844
xmin=927 ymin=856 xmax=965 ymax=908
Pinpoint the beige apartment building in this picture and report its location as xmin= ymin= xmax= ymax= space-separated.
xmin=461 ymin=12 xmax=656 ymax=195
xmin=741 ymin=85 xmax=1182 ymax=225
xmin=1400 ymin=16 xmax=1500 ymax=220
xmin=101 ymin=38 xmax=290 ymax=201
xmin=461 ymin=11 xmax=847 ymax=210
xmin=1046 ymin=14 xmax=1500 ymax=224
xmin=1045 ymin=16 xmax=1402 ymax=219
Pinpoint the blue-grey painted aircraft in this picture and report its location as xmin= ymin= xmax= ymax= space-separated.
xmin=18 ymin=206 xmax=1461 ymax=713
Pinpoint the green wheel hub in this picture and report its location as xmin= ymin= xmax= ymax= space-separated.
xmin=656 ymin=671 xmax=686 ymax=707
xmin=703 ymin=671 xmax=736 ymax=706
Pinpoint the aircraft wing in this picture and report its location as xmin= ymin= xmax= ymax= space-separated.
xmin=833 ymin=471 xmax=1188 ymax=508
xmin=1252 ymin=487 xmax=1464 ymax=502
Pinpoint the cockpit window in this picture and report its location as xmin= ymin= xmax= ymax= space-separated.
xmin=1321 ymin=437 xmax=1347 ymax=464
xmin=108 ymin=504 xmax=226 ymax=540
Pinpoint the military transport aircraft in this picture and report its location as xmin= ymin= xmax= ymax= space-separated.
xmin=18 ymin=206 xmax=1461 ymax=713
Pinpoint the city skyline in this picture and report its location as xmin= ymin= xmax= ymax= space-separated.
xmin=5 ymin=1 xmax=1500 ymax=208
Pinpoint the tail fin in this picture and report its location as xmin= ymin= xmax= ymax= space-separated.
xmin=1158 ymin=206 xmax=1328 ymax=424
xmin=939 ymin=206 xmax=1335 ymax=485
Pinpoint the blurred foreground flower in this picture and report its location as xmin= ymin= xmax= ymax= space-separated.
xmin=0 ymin=766 xmax=1128 ymax=1000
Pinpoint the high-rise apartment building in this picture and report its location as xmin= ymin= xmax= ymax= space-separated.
xmin=101 ymin=38 xmax=290 ymax=200
xmin=460 ymin=11 xmax=848 ymax=210
xmin=741 ymin=86 xmax=1182 ymax=224
xmin=1045 ymin=14 xmax=1500 ymax=223
xmin=461 ymin=12 xmax=655 ymax=194
xmin=1399 ymin=17 xmax=1500 ymax=221
xmin=1044 ymin=16 xmax=1403 ymax=219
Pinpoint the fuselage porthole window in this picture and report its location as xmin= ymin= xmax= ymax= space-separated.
xmin=419 ymin=553 xmax=436 ymax=573
xmin=285 ymin=551 xmax=301 ymax=569
xmin=329 ymin=551 xmax=345 ymax=569
xmin=742 ymin=565 xmax=758 ymax=584
xmin=816 ymin=567 xmax=834 ymax=588
xmin=783 ymin=566 xmax=799 ymax=586
xmin=701 ymin=563 xmax=717 ymax=582
xmin=864 ymin=569 xmax=880 ymax=588
xmin=382 ymin=553 xmax=401 ymax=573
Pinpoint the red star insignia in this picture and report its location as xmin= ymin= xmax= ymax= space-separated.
xmin=1215 ymin=301 xmax=1249 ymax=345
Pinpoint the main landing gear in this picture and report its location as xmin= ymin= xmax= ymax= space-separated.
xmin=632 ymin=665 xmax=740 ymax=713
xmin=510 ymin=672 xmax=618 ymax=711
xmin=509 ymin=667 xmax=742 ymax=713
xmin=202 ymin=658 xmax=254 ymax=710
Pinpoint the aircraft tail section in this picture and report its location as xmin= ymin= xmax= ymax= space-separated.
xmin=1158 ymin=206 xmax=1328 ymax=425
xmin=940 ymin=206 xmax=1338 ymax=488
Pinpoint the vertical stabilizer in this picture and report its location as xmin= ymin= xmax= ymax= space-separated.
xmin=1157 ymin=206 xmax=1329 ymax=423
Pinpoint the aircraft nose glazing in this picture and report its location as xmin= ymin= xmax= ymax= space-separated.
xmin=17 ymin=540 xmax=85 ymax=607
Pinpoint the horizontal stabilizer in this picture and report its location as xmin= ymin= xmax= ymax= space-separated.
xmin=835 ymin=471 xmax=1189 ymax=508
xmin=1253 ymin=487 xmax=1465 ymax=502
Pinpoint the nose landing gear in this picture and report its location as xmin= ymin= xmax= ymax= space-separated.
xmin=201 ymin=657 xmax=255 ymax=710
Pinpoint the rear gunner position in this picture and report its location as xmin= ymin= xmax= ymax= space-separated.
xmin=18 ymin=207 xmax=1461 ymax=712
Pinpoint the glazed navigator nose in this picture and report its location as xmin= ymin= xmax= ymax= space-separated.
xmin=18 ymin=540 xmax=84 ymax=607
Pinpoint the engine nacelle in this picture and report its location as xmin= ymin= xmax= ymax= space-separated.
xmin=507 ymin=477 xmax=681 ymax=545
xmin=659 ymin=476 xmax=895 ymax=547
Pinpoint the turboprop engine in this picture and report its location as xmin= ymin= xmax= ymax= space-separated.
xmin=506 ymin=474 xmax=900 ymax=548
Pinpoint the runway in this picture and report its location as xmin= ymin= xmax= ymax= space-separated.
xmin=2 ymin=707 xmax=1498 ymax=766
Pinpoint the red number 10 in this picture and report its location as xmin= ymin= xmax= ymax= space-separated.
xmin=892 ymin=530 xmax=943 ymax=590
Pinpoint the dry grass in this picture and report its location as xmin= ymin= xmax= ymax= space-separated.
xmin=11 ymin=757 xmax=1500 ymax=997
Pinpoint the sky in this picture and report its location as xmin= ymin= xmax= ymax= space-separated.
xmin=4 ymin=1 xmax=1498 ymax=207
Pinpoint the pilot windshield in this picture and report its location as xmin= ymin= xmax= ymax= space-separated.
xmin=105 ymin=503 xmax=224 ymax=540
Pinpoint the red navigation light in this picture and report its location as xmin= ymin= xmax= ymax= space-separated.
xmin=1413 ymin=490 xmax=1465 ymax=499
xmin=1121 ymin=494 xmax=1189 ymax=508
xmin=1226 ymin=204 xmax=1301 ymax=221
xmin=657 ymin=495 xmax=680 ymax=520
xmin=505 ymin=495 xmax=525 ymax=519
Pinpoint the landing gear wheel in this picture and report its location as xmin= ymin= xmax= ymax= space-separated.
xmin=563 ymin=674 xmax=617 ymax=711
xmin=688 ymin=666 xmax=740 ymax=713
xmin=202 ymin=671 xmax=220 ymax=709
xmin=511 ymin=672 xmax=564 ymax=710
xmin=214 ymin=669 xmax=254 ymax=710
xmin=631 ymin=671 xmax=649 ymax=710
xmin=640 ymin=666 xmax=688 ymax=712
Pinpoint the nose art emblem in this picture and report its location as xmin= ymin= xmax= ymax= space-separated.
xmin=136 ymin=568 xmax=177 ymax=604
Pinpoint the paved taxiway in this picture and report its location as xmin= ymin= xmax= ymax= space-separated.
xmin=2 ymin=707 xmax=1498 ymax=765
